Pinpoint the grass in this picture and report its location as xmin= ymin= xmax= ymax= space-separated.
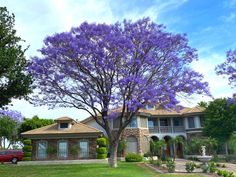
xmin=0 ymin=162 xmax=204 ymax=177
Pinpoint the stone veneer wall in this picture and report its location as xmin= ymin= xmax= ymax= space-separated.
xmin=121 ymin=128 xmax=150 ymax=155
xmin=31 ymin=138 xmax=97 ymax=160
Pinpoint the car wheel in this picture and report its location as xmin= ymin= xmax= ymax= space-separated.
xmin=11 ymin=157 xmax=18 ymax=164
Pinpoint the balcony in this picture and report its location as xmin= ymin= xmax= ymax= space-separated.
xmin=149 ymin=126 xmax=185 ymax=134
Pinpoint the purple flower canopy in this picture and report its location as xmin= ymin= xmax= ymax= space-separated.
xmin=0 ymin=109 xmax=23 ymax=122
xmin=28 ymin=18 xmax=210 ymax=117
xmin=216 ymin=49 xmax=236 ymax=87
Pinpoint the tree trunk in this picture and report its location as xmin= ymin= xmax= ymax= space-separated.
xmin=225 ymin=142 xmax=229 ymax=155
xmin=108 ymin=140 xmax=119 ymax=168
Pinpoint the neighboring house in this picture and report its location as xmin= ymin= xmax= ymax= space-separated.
xmin=81 ymin=105 xmax=205 ymax=157
xmin=21 ymin=117 xmax=102 ymax=161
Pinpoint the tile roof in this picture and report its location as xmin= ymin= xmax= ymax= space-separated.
xmin=21 ymin=120 xmax=101 ymax=136
xmin=81 ymin=106 xmax=205 ymax=123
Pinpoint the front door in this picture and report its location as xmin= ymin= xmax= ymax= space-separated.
xmin=126 ymin=136 xmax=138 ymax=154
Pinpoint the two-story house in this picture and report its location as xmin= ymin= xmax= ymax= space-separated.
xmin=81 ymin=105 xmax=205 ymax=157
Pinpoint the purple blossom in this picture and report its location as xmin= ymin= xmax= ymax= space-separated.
xmin=28 ymin=18 xmax=210 ymax=117
xmin=216 ymin=49 xmax=236 ymax=87
xmin=0 ymin=109 xmax=23 ymax=122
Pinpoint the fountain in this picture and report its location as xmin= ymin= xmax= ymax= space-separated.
xmin=197 ymin=146 xmax=212 ymax=172
xmin=197 ymin=146 xmax=212 ymax=162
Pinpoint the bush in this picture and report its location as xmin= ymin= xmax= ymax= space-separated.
xmin=23 ymin=139 xmax=32 ymax=146
xmin=125 ymin=153 xmax=143 ymax=162
xmin=47 ymin=146 xmax=57 ymax=154
xmin=166 ymin=159 xmax=175 ymax=173
xmin=97 ymin=153 xmax=107 ymax=159
xmin=143 ymin=152 xmax=151 ymax=157
xmin=217 ymin=169 xmax=236 ymax=177
xmin=24 ymin=152 xmax=32 ymax=157
xmin=23 ymin=146 xmax=32 ymax=152
xmin=155 ymin=160 xmax=162 ymax=167
xmin=96 ymin=147 xmax=107 ymax=154
xmin=96 ymin=138 xmax=107 ymax=147
xmin=23 ymin=157 xmax=31 ymax=161
xmin=209 ymin=162 xmax=217 ymax=173
xmin=185 ymin=161 xmax=196 ymax=173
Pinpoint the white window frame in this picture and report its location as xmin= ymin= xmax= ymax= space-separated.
xmin=79 ymin=140 xmax=89 ymax=158
xmin=36 ymin=141 xmax=48 ymax=159
xmin=57 ymin=140 xmax=68 ymax=158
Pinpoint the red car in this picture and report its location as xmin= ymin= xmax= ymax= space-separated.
xmin=0 ymin=150 xmax=23 ymax=164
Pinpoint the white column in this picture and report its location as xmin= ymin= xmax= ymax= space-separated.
xmin=194 ymin=116 xmax=201 ymax=128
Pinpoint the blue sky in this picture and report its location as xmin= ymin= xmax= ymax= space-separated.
xmin=1 ymin=0 xmax=236 ymax=119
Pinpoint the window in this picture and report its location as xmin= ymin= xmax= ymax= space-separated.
xmin=199 ymin=115 xmax=204 ymax=127
xmin=37 ymin=141 xmax=47 ymax=159
xmin=148 ymin=120 xmax=154 ymax=128
xmin=188 ymin=117 xmax=195 ymax=128
xmin=60 ymin=123 xmax=68 ymax=129
xmin=79 ymin=140 xmax=89 ymax=158
xmin=160 ymin=118 xmax=168 ymax=126
xmin=127 ymin=117 xmax=138 ymax=128
xmin=173 ymin=118 xmax=183 ymax=126
xmin=145 ymin=104 xmax=155 ymax=110
xmin=58 ymin=141 xmax=68 ymax=158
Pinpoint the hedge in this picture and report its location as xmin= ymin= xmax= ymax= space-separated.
xmin=23 ymin=139 xmax=32 ymax=146
xmin=96 ymin=147 xmax=107 ymax=154
xmin=23 ymin=157 xmax=31 ymax=161
xmin=97 ymin=154 xmax=107 ymax=159
xmin=23 ymin=146 xmax=32 ymax=152
xmin=24 ymin=152 xmax=32 ymax=157
xmin=125 ymin=153 xmax=143 ymax=162
xmin=96 ymin=138 xmax=107 ymax=147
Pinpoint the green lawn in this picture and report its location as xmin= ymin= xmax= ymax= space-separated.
xmin=0 ymin=162 xmax=203 ymax=177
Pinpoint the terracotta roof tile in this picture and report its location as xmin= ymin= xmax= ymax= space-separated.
xmin=21 ymin=121 xmax=101 ymax=136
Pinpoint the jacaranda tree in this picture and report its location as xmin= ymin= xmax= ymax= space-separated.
xmin=216 ymin=49 xmax=236 ymax=87
xmin=29 ymin=18 xmax=210 ymax=167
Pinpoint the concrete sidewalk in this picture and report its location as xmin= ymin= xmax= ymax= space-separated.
xmin=17 ymin=159 xmax=108 ymax=166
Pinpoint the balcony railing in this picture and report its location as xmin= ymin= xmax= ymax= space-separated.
xmin=149 ymin=126 xmax=185 ymax=134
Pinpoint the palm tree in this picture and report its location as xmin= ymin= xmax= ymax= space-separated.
xmin=170 ymin=136 xmax=184 ymax=160
xmin=150 ymin=139 xmax=166 ymax=159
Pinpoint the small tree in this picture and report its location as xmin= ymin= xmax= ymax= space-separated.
xmin=96 ymin=137 xmax=107 ymax=159
xmin=203 ymin=98 xmax=236 ymax=155
xmin=0 ymin=109 xmax=23 ymax=149
xmin=29 ymin=18 xmax=210 ymax=167
xmin=170 ymin=135 xmax=184 ymax=160
xmin=22 ymin=139 xmax=32 ymax=161
xmin=150 ymin=139 xmax=166 ymax=158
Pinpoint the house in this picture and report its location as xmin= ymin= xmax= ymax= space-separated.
xmin=21 ymin=117 xmax=102 ymax=160
xmin=81 ymin=105 xmax=205 ymax=157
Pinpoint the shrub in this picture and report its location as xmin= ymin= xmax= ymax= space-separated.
xmin=96 ymin=138 xmax=107 ymax=147
xmin=143 ymin=152 xmax=151 ymax=157
xmin=217 ymin=169 xmax=236 ymax=177
xmin=185 ymin=161 xmax=196 ymax=173
xmin=23 ymin=146 xmax=32 ymax=151
xmin=23 ymin=157 xmax=31 ymax=161
xmin=97 ymin=154 xmax=107 ymax=159
xmin=23 ymin=139 xmax=32 ymax=146
xmin=23 ymin=152 xmax=32 ymax=157
xmin=166 ymin=159 xmax=175 ymax=173
xmin=209 ymin=162 xmax=217 ymax=173
xmin=155 ymin=160 xmax=162 ymax=167
xmin=201 ymin=163 xmax=210 ymax=173
xmin=125 ymin=153 xmax=143 ymax=162
xmin=96 ymin=147 xmax=107 ymax=154
xmin=47 ymin=146 xmax=57 ymax=154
